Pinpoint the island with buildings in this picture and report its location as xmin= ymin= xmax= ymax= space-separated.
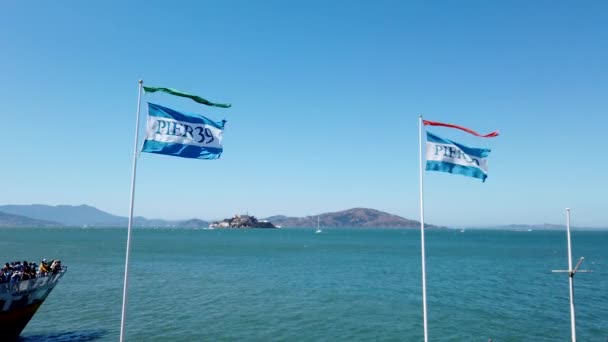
xmin=209 ymin=214 xmax=278 ymax=229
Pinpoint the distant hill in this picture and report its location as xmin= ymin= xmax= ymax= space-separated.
xmin=266 ymin=208 xmax=442 ymax=228
xmin=0 ymin=204 xmax=437 ymax=229
xmin=0 ymin=210 xmax=59 ymax=227
xmin=0 ymin=204 xmax=122 ymax=226
xmin=0 ymin=204 xmax=178 ymax=227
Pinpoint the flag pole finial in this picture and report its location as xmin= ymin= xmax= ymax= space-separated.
xmin=139 ymin=79 xmax=143 ymax=85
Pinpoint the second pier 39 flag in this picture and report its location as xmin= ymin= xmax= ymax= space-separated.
xmin=423 ymin=120 xmax=499 ymax=138
xmin=142 ymin=103 xmax=227 ymax=160
xmin=426 ymin=132 xmax=491 ymax=182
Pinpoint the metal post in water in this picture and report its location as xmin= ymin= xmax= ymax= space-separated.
xmin=565 ymin=208 xmax=576 ymax=342
xmin=551 ymin=208 xmax=593 ymax=342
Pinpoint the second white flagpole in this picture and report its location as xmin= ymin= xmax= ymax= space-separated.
xmin=418 ymin=114 xmax=429 ymax=342
xmin=120 ymin=79 xmax=144 ymax=342
xmin=565 ymin=208 xmax=576 ymax=342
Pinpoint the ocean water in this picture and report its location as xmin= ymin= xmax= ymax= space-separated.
xmin=1 ymin=228 xmax=606 ymax=341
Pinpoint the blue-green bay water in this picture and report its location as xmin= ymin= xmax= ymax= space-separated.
xmin=1 ymin=228 xmax=606 ymax=341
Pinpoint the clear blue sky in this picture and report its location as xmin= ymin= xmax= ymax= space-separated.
xmin=2 ymin=1 xmax=607 ymax=227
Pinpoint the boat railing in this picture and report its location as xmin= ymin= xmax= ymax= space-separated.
xmin=0 ymin=267 xmax=67 ymax=295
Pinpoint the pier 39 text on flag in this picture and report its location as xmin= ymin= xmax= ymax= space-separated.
xmin=142 ymin=103 xmax=227 ymax=160
xmin=425 ymin=132 xmax=491 ymax=182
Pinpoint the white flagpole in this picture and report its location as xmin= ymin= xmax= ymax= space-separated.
xmin=565 ymin=208 xmax=576 ymax=342
xmin=120 ymin=79 xmax=144 ymax=342
xmin=418 ymin=114 xmax=429 ymax=342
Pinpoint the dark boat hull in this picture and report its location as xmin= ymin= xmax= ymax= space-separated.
xmin=0 ymin=270 xmax=66 ymax=341
xmin=0 ymin=301 xmax=43 ymax=341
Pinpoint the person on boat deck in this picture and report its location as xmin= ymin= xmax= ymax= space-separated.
xmin=21 ymin=261 xmax=32 ymax=280
xmin=13 ymin=261 xmax=23 ymax=272
xmin=50 ymin=260 xmax=62 ymax=274
xmin=39 ymin=259 xmax=49 ymax=275
xmin=10 ymin=270 xmax=21 ymax=283
xmin=29 ymin=262 xmax=37 ymax=278
xmin=1 ymin=263 xmax=12 ymax=283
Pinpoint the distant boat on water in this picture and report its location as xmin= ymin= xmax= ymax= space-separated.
xmin=315 ymin=217 xmax=322 ymax=234
xmin=460 ymin=229 xmax=465 ymax=233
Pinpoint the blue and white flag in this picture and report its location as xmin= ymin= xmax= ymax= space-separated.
xmin=425 ymin=132 xmax=491 ymax=182
xmin=142 ymin=103 xmax=226 ymax=160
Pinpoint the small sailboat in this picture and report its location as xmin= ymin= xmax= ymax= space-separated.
xmin=315 ymin=216 xmax=322 ymax=234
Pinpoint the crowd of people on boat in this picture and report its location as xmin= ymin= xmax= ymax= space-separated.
xmin=0 ymin=259 xmax=62 ymax=284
